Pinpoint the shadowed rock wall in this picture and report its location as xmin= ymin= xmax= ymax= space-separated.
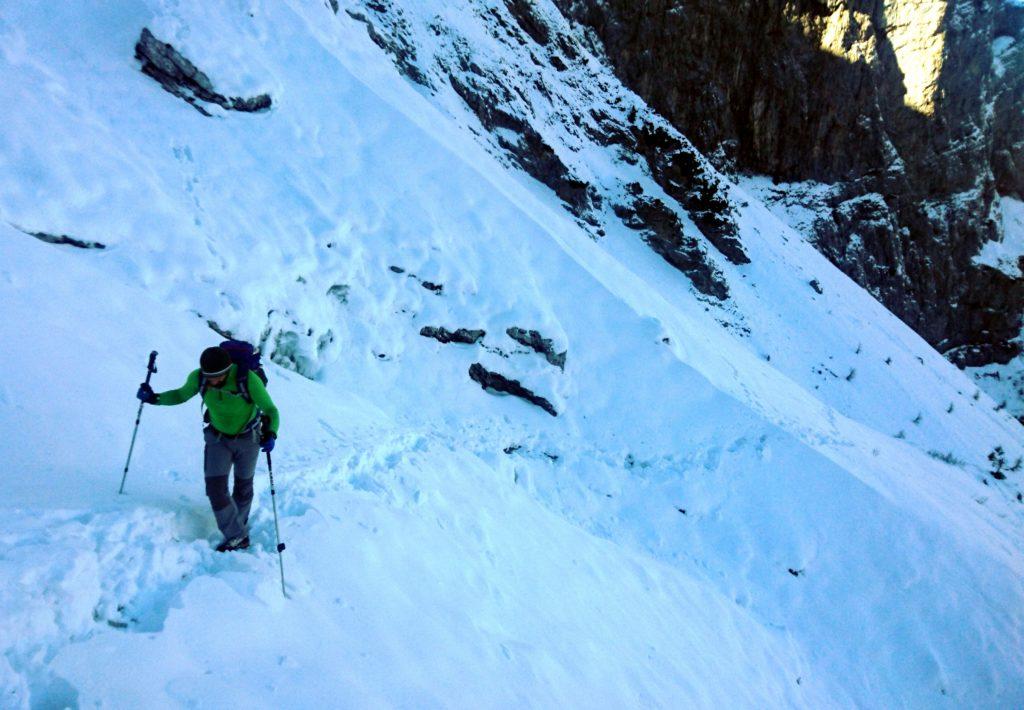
xmin=554 ymin=0 xmax=1024 ymax=366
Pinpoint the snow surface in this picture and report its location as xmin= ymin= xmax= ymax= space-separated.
xmin=738 ymin=176 xmax=838 ymax=244
xmin=975 ymin=196 xmax=1024 ymax=279
xmin=1 ymin=1 xmax=1023 ymax=708
xmin=993 ymin=35 xmax=1016 ymax=79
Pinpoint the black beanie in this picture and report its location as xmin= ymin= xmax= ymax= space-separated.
xmin=200 ymin=346 xmax=232 ymax=375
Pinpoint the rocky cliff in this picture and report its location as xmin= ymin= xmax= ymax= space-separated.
xmin=554 ymin=0 xmax=1024 ymax=367
xmin=994 ymin=1 xmax=1024 ymax=198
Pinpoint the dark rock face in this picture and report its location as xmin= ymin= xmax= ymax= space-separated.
xmin=613 ymin=195 xmax=730 ymax=300
xmin=135 ymin=28 xmax=272 ymax=116
xmin=553 ymin=0 xmax=1024 ymax=365
xmin=993 ymin=2 xmax=1024 ymax=198
xmin=420 ymin=326 xmax=486 ymax=345
xmin=447 ymin=71 xmax=602 ymax=221
xmin=629 ymin=122 xmax=748 ymax=265
xmin=346 ymin=4 xmax=432 ymax=87
xmin=505 ymin=0 xmax=552 ymax=46
xmin=468 ymin=363 xmax=558 ymax=416
xmin=506 ymin=327 xmax=567 ymax=369
xmin=552 ymin=1 xmax=895 ymax=180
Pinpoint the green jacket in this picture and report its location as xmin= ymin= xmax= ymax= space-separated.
xmin=155 ymin=365 xmax=280 ymax=437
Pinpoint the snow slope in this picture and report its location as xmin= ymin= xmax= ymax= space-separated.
xmin=1 ymin=0 xmax=1023 ymax=707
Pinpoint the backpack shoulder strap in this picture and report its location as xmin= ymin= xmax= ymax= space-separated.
xmin=197 ymin=372 xmax=210 ymax=422
xmin=235 ymin=366 xmax=253 ymax=403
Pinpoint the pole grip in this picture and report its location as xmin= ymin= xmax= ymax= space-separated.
xmin=144 ymin=350 xmax=158 ymax=385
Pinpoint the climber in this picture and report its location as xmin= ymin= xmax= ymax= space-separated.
xmin=136 ymin=343 xmax=279 ymax=552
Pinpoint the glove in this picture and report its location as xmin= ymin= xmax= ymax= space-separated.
xmin=260 ymin=430 xmax=277 ymax=453
xmin=136 ymin=383 xmax=157 ymax=404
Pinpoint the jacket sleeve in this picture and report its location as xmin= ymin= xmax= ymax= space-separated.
xmin=155 ymin=369 xmax=201 ymax=405
xmin=248 ymin=371 xmax=280 ymax=435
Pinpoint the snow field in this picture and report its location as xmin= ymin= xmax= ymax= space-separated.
xmin=0 ymin=0 xmax=1022 ymax=707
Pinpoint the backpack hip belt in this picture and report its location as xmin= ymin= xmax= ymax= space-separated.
xmin=207 ymin=417 xmax=261 ymax=441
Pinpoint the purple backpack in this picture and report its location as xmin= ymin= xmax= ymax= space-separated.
xmin=199 ymin=339 xmax=269 ymax=402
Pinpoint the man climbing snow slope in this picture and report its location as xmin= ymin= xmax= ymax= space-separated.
xmin=136 ymin=344 xmax=280 ymax=552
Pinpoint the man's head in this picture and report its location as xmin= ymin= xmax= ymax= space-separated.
xmin=200 ymin=346 xmax=232 ymax=386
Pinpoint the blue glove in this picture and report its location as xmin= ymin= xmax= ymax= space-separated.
xmin=136 ymin=383 xmax=157 ymax=404
xmin=260 ymin=431 xmax=276 ymax=453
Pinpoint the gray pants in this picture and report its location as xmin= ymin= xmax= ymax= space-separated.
xmin=203 ymin=425 xmax=260 ymax=540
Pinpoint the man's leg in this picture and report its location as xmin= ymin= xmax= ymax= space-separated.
xmin=204 ymin=428 xmax=246 ymax=541
xmin=232 ymin=434 xmax=260 ymax=532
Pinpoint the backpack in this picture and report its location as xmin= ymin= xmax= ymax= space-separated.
xmin=199 ymin=339 xmax=269 ymax=404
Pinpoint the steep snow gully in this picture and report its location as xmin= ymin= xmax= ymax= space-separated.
xmin=1 ymin=1 xmax=1023 ymax=708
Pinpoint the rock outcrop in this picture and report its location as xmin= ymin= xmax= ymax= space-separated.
xmin=420 ymin=326 xmax=486 ymax=345
xmin=553 ymin=0 xmax=1024 ymax=365
xmin=19 ymin=228 xmax=106 ymax=250
xmin=468 ymin=363 xmax=558 ymax=416
xmin=613 ymin=194 xmax=730 ymax=300
xmin=135 ymin=28 xmax=272 ymax=116
xmin=506 ymin=327 xmax=567 ymax=369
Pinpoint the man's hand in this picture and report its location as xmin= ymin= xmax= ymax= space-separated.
xmin=260 ymin=430 xmax=277 ymax=453
xmin=136 ymin=383 xmax=157 ymax=404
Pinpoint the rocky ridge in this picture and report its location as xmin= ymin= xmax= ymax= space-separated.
xmin=344 ymin=0 xmax=745 ymax=301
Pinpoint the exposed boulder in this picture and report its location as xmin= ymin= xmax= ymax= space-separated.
xmin=327 ymin=284 xmax=350 ymax=304
xmin=506 ymin=327 xmax=567 ymax=370
xmin=420 ymin=327 xmax=486 ymax=345
xmin=468 ymin=363 xmax=558 ymax=416
xmin=135 ymin=28 xmax=272 ymax=116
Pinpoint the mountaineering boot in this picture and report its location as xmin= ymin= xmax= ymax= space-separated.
xmin=216 ymin=535 xmax=250 ymax=552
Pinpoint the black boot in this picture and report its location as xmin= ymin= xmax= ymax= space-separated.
xmin=216 ymin=535 xmax=250 ymax=552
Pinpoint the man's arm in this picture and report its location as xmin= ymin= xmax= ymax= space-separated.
xmin=155 ymin=369 xmax=201 ymax=405
xmin=248 ymin=372 xmax=280 ymax=435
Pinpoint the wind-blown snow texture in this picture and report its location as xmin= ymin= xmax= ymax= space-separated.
xmin=1 ymin=1 xmax=1023 ymax=708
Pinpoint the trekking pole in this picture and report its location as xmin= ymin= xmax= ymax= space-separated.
xmin=266 ymin=451 xmax=288 ymax=597
xmin=119 ymin=351 xmax=158 ymax=495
